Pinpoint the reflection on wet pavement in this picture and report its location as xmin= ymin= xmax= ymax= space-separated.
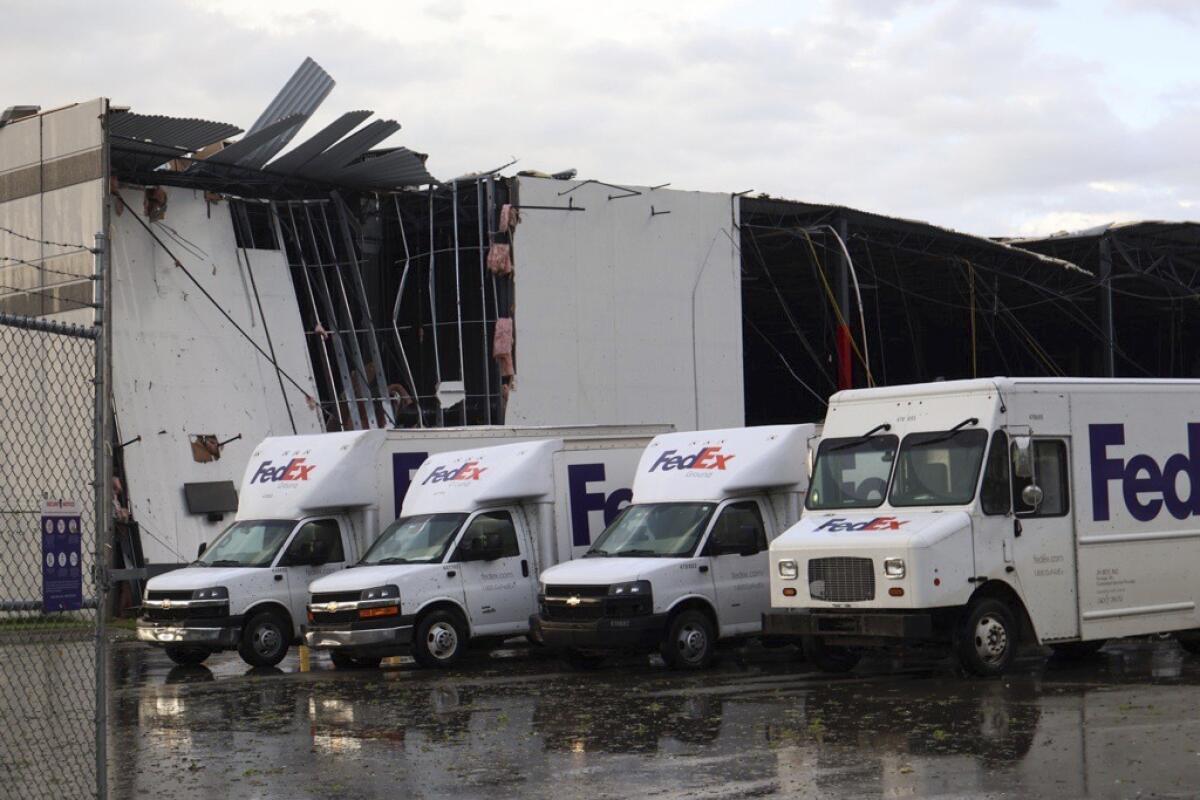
xmin=109 ymin=640 xmax=1200 ymax=799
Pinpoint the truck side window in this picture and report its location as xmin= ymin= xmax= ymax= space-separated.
xmin=283 ymin=519 xmax=345 ymax=565
xmin=461 ymin=511 xmax=520 ymax=558
xmin=980 ymin=430 xmax=1010 ymax=515
xmin=708 ymin=501 xmax=767 ymax=555
xmin=1012 ymin=440 xmax=1069 ymax=517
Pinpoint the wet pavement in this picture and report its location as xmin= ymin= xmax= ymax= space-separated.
xmin=108 ymin=639 xmax=1200 ymax=799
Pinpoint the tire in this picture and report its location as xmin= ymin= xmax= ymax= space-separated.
xmin=660 ymin=609 xmax=717 ymax=670
xmin=164 ymin=645 xmax=210 ymax=666
xmin=238 ymin=609 xmax=290 ymax=668
xmin=563 ymin=648 xmax=607 ymax=671
xmin=803 ymin=636 xmax=861 ymax=673
xmin=1050 ymin=640 xmax=1106 ymax=661
xmin=412 ymin=610 xmax=468 ymax=669
xmin=330 ymin=650 xmax=383 ymax=670
xmin=956 ymin=599 xmax=1019 ymax=677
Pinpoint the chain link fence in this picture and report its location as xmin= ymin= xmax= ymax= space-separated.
xmin=0 ymin=306 xmax=107 ymax=798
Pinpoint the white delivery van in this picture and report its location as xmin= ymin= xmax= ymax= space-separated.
xmin=137 ymin=424 xmax=664 ymax=667
xmin=531 ymin=425 xmax=817 ymax=670
xmin=765 ymin=378 xmax=1200 ymax=676
xmin=303 ymin=433 xmax=654 ymax=669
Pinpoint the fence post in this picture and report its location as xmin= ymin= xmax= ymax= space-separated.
xmin=92 ymin=231 xmax=110 ymax=800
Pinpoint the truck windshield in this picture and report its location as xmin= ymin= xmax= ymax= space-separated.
xmin=586 ymin=503 xmax=715 ymax=558
xmin=890 ymin=429 xmax=989 ymax=506
xmin=806 ymin=435 xmax=898 ymax=510
xmin=359 ymin=513 xmax=468 ymax=565
xmin=197 ymin=519 xmax=295 ymax=568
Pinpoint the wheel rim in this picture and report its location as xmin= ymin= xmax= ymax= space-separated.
xmin=427 ymin=621 xmax=459 ymax=660
xmin=675 ymin=622 xmax=709 ymax=664
xmin=253 ymin=623 xmax=282 ymax=658
xmin=973 ymin=615 xmax=1009 ymax=665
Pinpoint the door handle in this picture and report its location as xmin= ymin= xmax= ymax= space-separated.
xmin=521 ymin=559 xmax=529 ymax=578
xmin=699 ymin=565 xmax=709 ymax=574
xmin=1013 ymin=519 xmax=1022 ymax=538
xmin=274 ymin=574 xmax=283 ymax=582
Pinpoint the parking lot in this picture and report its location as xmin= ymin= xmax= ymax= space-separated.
xmin=107 ymin=638 xmax=1200 ymax=800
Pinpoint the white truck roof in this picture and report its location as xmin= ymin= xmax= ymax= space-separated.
xmin=401 ymin=439 xmax=561 ymax=516
xmin=235 ymin=430 xmax=385 ymax=520
xmin=632 ymin=425 xmax=815 ymax=504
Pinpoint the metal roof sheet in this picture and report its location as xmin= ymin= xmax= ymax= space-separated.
xmin=203 ymin=114 xmax=307 ymax=166
xmin=239 ymin=57 xmax=335 ymax=168
xmin=332 ymin=147 xmax=435 ymax=188
xmin=108 ymin=112 xmax=243 ymax=170
xmin=296 ymin=119 xmax=400 ymax=178
xmin=266 ymin=110 xmax=373 ymax=175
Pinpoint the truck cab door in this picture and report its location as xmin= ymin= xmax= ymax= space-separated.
xmin=452 ymin=509 xmax=537 ymax=636
xmin=276 ymin=517 xmax=350 ymax=636
xmin=703 ymin=499 xmax=770 ymax=635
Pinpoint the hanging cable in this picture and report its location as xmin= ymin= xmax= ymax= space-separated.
xmin=809 ymin=224 xmax=874 ymax=386
xmin=799 ymin=229 xmax=874 ymax=385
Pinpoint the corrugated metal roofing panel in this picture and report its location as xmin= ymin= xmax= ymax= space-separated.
xmin=203 ymin=114 xmax=307 ymax=166
xmin=296 ymin=119 xmax=400 ymax=178
xmin=332 ymin=147 xmax=435 ymax=188
xmin=108 ymin=113 xmax=241 ymax=151
xmin=239 ymin=57 xmax=335 ymax=168
xmin=266 ymin=110 xmax=372 ymax=175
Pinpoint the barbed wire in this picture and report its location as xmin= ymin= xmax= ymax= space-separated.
xmin=0 ymin=278 xmax=96 ymax=310
xmin=0 ymin=224 xmax=94 ymax=252
xmin=0 ymin=249 xmax=95 ymax=282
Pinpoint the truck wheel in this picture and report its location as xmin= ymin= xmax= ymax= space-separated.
xmin=238 ymin=609 xmax=290 ymax=667
xmin=563 ymin=648 xmax=607 ymax=670
xmin=803 ymin=636 xmax=861 ymax=673
xmin=330 ymin=651 xmax=383 ymax=670
xmin=957 ymin=599 xmax=1018 ymax=677
xmin=413 ymin=610 xmax=467 ymax=668
xmin=164 ymin=646 xmax=209 ymax=666
xmin=1177 ymin=634 xmax=1200 ymax=655
xmin=660 ymin=610 xmax=716 ymax=670
xmin=1050 ymin=640 xmax=1106 ymax=661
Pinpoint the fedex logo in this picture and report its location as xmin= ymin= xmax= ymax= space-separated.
xmin=422 ymin=460 xmax=487 ymax=485
xmin=649 ymin=446 xmax=734 ymax=472
xmin=813 ymin=516 xmax=906 ymax=532
xmin=1090 ymin=423 xmax=1200 ymax=522
xmin=568 ymin=463 xmax=632 ymax=547
xmin=251 ymin=458 xmax=315 ymax=484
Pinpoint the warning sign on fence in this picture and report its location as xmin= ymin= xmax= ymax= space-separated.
xmin=41 ymin=498 xmax=82 ymax=612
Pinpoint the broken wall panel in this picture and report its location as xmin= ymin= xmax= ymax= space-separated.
xmin=111 ymin=186 xmax=322 ymax=564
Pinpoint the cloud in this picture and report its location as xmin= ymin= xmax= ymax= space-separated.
xmin=5 ymin=0 xmax=1196 ymax=236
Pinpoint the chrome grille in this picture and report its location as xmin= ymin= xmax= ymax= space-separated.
xmin=808 ymin=557 xmax=875 ymax=602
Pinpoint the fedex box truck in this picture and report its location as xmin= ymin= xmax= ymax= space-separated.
xmin=765 ymin=378 xmax=1200 ymax=676
xmin=304 ymin=436 xmax=657 ymax=668
xmin=137 ymin=424 xmax=664 ymax=667
xmin=533 ymin=424 xmax=817 ymax=670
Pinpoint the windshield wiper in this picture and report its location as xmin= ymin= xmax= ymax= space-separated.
xmin=830 ymin=423 xmax=892 ymax=452
xmin=372 ymin=557 xmax=411 ymax=565
xmin=914 ymin=417 xmax=980 ymax=447
xmin=207 ymin=559 xmax=243 ymax=567
xmin=583 ymin=550 xmax=611 ymax=558
xmin=614 ymin=548 xmax=660 ymax=557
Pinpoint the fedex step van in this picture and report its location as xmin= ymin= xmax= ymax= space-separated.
xmin=531 ymin=425 xmax=817 ymax=670
xmin=137 ymin=424 xmax=664 ymax=668
xmin=304 ymin=435 xmax=654 ymax=669
xmin=765 ymin=378 xmax=1200 ymax=676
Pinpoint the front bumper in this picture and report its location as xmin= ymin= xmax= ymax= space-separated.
xmin=303 ymin=619 xmax=415 ymax=655
xmin=531 ymin=612 xmax=669 ymax=652
xmin=136 ymin=619 xmax=241 ymax=648
xmin=763 ymin=610 xmax=935 ymax=639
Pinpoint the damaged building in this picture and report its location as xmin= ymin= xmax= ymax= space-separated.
xmin=2 ymin=57 xmax=1197 ymax=581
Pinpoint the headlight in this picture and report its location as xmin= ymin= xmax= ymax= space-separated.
xmin=537 ymin=581 xmax=546 ymax=596
xmin=609 ymin=580 xmax=651 ymax=596
xmin=884 ymin=558 xmax=906 ymax=579
xmin=777 ymin=559 xmax=799 ymax=580
xmin=193 ymin=586 xmax=229 ymax=600
xmin=361 ymin=585 xmax=400 ymax=601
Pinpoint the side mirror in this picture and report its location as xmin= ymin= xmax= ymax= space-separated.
xmin=1021 ymin=484 xmax=1044 ymax=510
xmin=197 ymin=541 xmax=207 ymax=558
xmin=1012 ymin=436 xmax=1034 ymax=479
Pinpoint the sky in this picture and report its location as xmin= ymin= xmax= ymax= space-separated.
xmin=6 ymin=0 xmax=1198 ymax=236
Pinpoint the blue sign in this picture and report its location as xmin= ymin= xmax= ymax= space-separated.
xmin=41 ymin=500 xmax=82 ymax=612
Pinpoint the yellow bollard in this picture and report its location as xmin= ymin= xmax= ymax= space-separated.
xmin=299 ymin=644 xmax=311 ymax=673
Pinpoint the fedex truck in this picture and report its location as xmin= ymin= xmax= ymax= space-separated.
xmin=531 ymin=425 xmax=817 ymax=670
xmin=765 ymin=378 xmax=1200 ymax=676
xmin=303 ymin=435 xmax=656 ymax=668
xmin=137 ymin=424 xmax=664 ymax=667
